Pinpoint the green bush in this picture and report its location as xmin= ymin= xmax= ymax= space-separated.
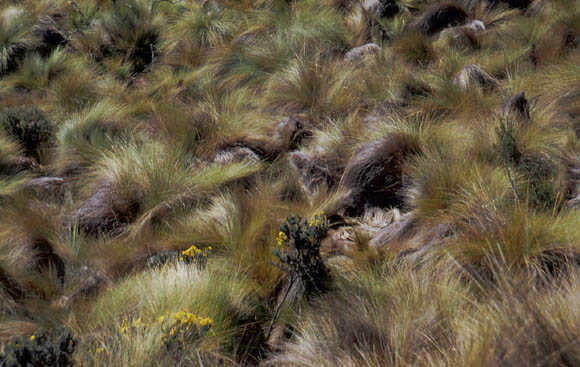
xmin=146 ymin=250 xmax=180 ymax=269
xmin=147 ymin=245 xmax=211 ymax=269
xmin=0 ymin=107 xmax=53 ymax=159
xmin=494 ymin=117 xmax=558 ymax=208
xmin=495 ymin=117 xmax=522 ymax=168
xmin=273 ymin=213 xmax=330 ymax=297
xmin=0 ymin=327 xmax=77 ymax=367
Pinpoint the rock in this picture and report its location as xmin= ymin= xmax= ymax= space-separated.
xmin=288 ymin=152 xmax=340 ymax=200
xmin=368 ymin=214 xmax=454 ymax=268
xmin=65 ymin=272 xmax=106 ymax=307
xmin=69 ymin=181 xmax=141 ymax=237
xmin=263 ymin=117 xmax=310 ymax=160
xmin=21 ymin=177 xmax=65 ymax=200
xmin=344 ymin=43 xmax=381 ymax=61
xmin=437 ymin=26 xmax=480 ymax=50
xmin=214 ymin=146 xmax=260 ymax=164
xmin=394 ymin=247 xmax=420 ymax=266
xmin=363 ymin=0 xmax=400 ymax=18
xmin=368 ymin=210 xmax=418 ymax=248
xmin=465 ymin=19 xmax=485 ymax=32
xmin=320 ymin=227 xmax=358 ymax=256
xmin=453 ymin=64 xmax=498 ymax=91
xmin=500 ymin=92 xmax=531 ymax=121
xmin=223 ymin=118 xmax=309 ymax=163
xmin=340 ymin=134 xmax=418 ymax=216
xmin=410 ymin=3 xmax=469 ymax=35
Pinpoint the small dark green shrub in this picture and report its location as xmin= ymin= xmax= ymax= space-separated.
xmin=0 ymin=107 xmax=53 ymax=159
xmin=147 ymin=245 xmax=211 ymax=269
xmin=0 ymin=327 xmax=77 ymax=367
xmin=495 ymin=117 xmax=522 ymax=168
xmin=519 ymin=154 xmax=559 ymax=208
xmin=494 ymin=117 xmax=559 ymax=208
xmin=273 ymin=213 xmax=330 ymax=296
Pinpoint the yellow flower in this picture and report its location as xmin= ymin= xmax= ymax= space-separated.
xmin=96 ymin=347 xmax=104 ymax=354
xmin=277 ymin=231 xmax=288 ymax=246
xmin=182 ymin=245 xmax=211 ymax=261
xmin=182 ymin=245 xmax=200 ymax=258
xmin=29 ymin=335 xmax=35 ymax=341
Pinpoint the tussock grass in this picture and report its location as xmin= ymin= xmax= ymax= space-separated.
xmin=455 ymin=268 xmax=580 ymax=366
xmin=0 ymin=6 xmax=39 ymax=74
xmin=76 ymin=261 xmax=261 ymax=366
xmin=80 ymin=141 xmax=262 ymax=237
xmin=0 ymin=48 xmax=69 ymax=92
xmin=267 ymin=262 xmax=472 ymax=366
xmin=448 ymin=205 xmax=580 ymax=278
xmin=263 ymin=56 xmax=368 ymax=117
xmin=54 ymin=100 xmax=139 ymax=173
xmin=1 ymin=0 xmax=580 ymax=365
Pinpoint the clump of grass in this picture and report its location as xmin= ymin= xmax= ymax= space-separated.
xmin=0 ymin=130 xmax=34 ymax=189
xmin=263 ymin=56 xmax=368 ymax=117
xmin=455 ymin=269 xmax=580 ymax=366
xmin=390 ymin=30 xmax=433 ymax=65
xmin=77 ymin=0 xmax=164 ymax=74
xmin=0 ymin=6 xmax=39 ymax=74
xmin=1 ymin=0 xmax=580 ymax=365
xmin=162 ymin=2 xmax=238 ymax=68
xmin=494 ymin=115 xmax=564 ymax=209
xmin=404 ymin=133 xmax=513 ymax=225
xmin=448 ymin=204 xmax=580 ymax=280
xmin=81 ymin=141 xmax=262 ymax=237
xmin=267 ymin=261 xmax=472 ymax=366
xmin=45 ymin=56 xmax=106 ymax=113
xmin=54 ymin=100 xmax=138 ymax=172
xmin=0 ymin=47 xmax=69 ymax=92
xmin=77 ymin=261 xmax=264 ymax=365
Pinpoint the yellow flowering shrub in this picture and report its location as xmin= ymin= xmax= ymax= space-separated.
xmin=181 ymin=244 xmax=211 ymax=265
xmin=147 ymin=244 xmax=212 ymax=268
xmin=273 ymin=212 xmax=330 ymax=296
xmin=117 ymin=311 xmax=212 ymax=352
xmin=276 ymin=231 xmax=288 ymax=247
xmin=119 ymin=316 xmax=149 ymax=334
xmin=159 ymin=310 xmax=212 ymax=350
